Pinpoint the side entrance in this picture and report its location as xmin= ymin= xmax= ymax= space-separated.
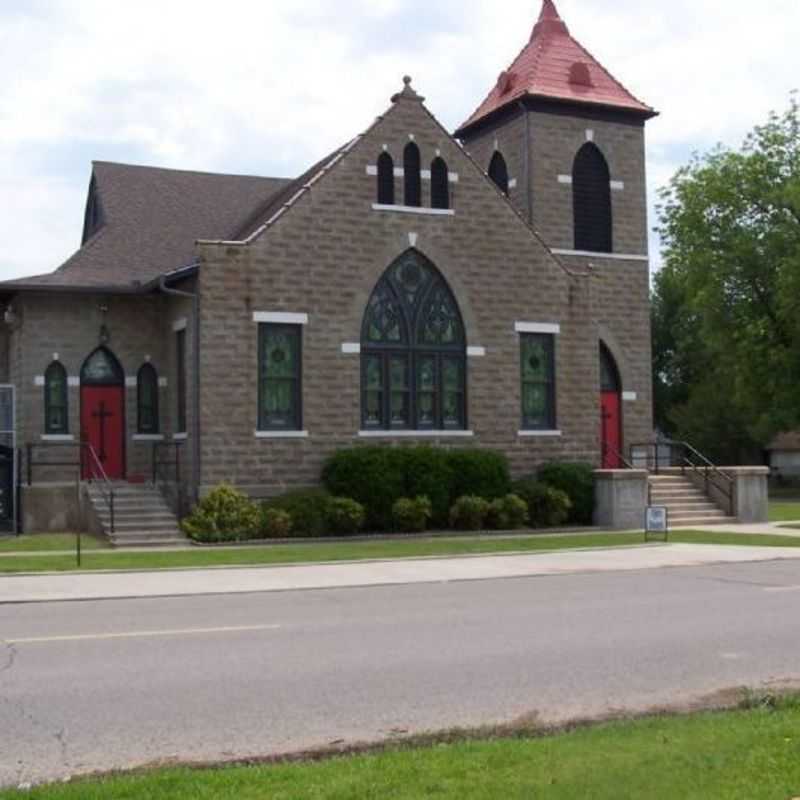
xmin=600 ymin=343 xmax=623 ymax=469
xmin=80 ymin=346 xmax=125 ymax=480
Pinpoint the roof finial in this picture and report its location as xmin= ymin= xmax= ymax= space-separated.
xmin=532 ymin=0 xmax=569 ymax=38
xmin=391 ymin=74 xmax=425 ymax=104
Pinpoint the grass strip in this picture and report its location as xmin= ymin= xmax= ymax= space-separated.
xmin=0 ymin=533 xmax=108 ymax=553
xmin=2 ymin=693 xmax=799 ymax=799
xmin=0 ymin=530 xmax=797 ymax=574
xmin=769 ymin=501 xmax=800 ymax=522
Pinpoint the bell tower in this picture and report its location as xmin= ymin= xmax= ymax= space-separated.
xmin=455 ymin=0 xmax=658 ymax=451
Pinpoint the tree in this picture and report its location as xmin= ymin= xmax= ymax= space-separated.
xmin=653 ymin=96 xmax=800 ymax=463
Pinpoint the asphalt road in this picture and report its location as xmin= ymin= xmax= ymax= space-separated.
xmin=2 ymin=559 xmax=800 ymax=787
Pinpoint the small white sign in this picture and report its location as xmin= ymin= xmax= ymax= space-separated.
xmin=646 ymin=506 xmax=669 ymax=537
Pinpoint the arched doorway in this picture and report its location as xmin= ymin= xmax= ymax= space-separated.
xmin=80 ymin=346 xmax=125 ymax=480
xmin=600 ymin=343 xmax=622 ymax=468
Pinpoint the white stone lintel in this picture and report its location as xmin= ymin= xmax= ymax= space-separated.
xmin=393 ymin=167 xmax=405 ymax=177
xmin=467 ymin=346 xmax=486 ymax=357
xmin=255 ymin=430 xmax=309 ymax=439
xmin=551 ymin=249 xmax=649 ymax=262
xmin=557 ymin=174 xmax=573 ymax=185
xmin=253 ymin=311 xmax=309 ymax=325
xmin=448 ymin=173 xmax=459 ymax=183
xmin=420 ymin=169 xmax=432 ymax=180
xmin=34 ymin=376 xmax=44 ymax=387
xmin=515 ymin=322 xmax=561 ymax=335
xmin=508 ymin=178 xmax=518 ymax=189
xmin=341 ymin=343 xmax=361 ymax=354
xmin=158 ymin=377 xmax=168 ymax=388
xmin=125 ymin=376 xmax=137 ymax=388
xmin=67 ymin=377 xmax=79 ymax=387
xmin=372 ymin=204 xmax=455 ymax=216
xmin=610 ymin=180 xmax=625 ymax=191
xmin=365 ymin=165 xmax=378 ymax=176
xmin=623 ymin=391 xmax=638 ymax=402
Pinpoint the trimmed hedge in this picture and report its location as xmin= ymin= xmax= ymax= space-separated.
xmin=322 ymin=446 xmax=511 ymax=530
xmin=449 ymin=495 xmax=490 ymax=531
xmin=512 ymin=479 xmax=571 ymax=528
xmin=182 ymin=484 xmax=260 ymax=543
xmin=537 ymin=462 xmax=594 ymax=525
xmin=393 ymin=496 xmax=433 ymax=533
xmin=262 ymin=489 xmax=332 ymax=538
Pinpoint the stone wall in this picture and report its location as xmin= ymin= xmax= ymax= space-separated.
xmin=196 ymin=94 xmax=601 ymax=496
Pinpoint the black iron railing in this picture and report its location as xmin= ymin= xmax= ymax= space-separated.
xmin=630 ymin=439 xmax=735 ymax=517
xmin=152 ymin=441 xmax=185 ymax=517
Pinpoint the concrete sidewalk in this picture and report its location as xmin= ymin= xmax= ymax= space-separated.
xmin=2 ymin=542 xmax=800 ymax=604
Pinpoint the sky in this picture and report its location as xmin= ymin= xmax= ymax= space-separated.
xmin=2 ymin=0 xmax=799 ymax=281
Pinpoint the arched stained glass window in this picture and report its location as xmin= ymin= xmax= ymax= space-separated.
xmin=377 ymin=152 xmax=395 ymax=205
xmin=137 ymin=363 xmax=160 ymax=434
xmin=600 ymin=342 xmax=621 ymax=392
xmin=488 ymin=151 xmax=509 ymax=195
xmin=403 ymin=142 xmax=421 ymax=207
xmin=430 ymin=157 xmax=449 ymax=209
xmin=44 ymin=361 xmax=68 ymax=435
xmin=80 ymin=347 xmax=123 ymax=386
xmin=573 ymin=143 xmax=612 ymax=253
xmin=361 ymin=250 xmax=466 ymax=431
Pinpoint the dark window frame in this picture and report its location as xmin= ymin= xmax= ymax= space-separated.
xmin=572 ymin=142 xmax=613 ymax=253
xmin=136 ymin=363 xmax=160 ymax=435
xmin=257 ymin=323 xmax=303 ymax=432
xmin=44 ymin=361 xmax=69 ymax=435
xmin=176 ymin=329 xmax=187 ymax=434
xmin=519 ymin=333 xmax=557 ymax=431
xmin=403 ymin=142 xmax=422 ymax=207
xmin=430 ymin=157 xmax=450 ymax=209
xmin=377 ymin=151 xmax=395 ymax=205
xmin=488 ymin=151 xmax=509 ymax=195
xmin=360 ymin=251 xmax=467 ymax=431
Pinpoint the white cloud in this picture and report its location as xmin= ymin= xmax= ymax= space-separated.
xmin=2 ymin=0 xmax=799 ymax=279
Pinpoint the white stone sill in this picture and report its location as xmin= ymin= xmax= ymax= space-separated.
xmin=173 ymin=433 xmax=188 ymax=441
xmin=255 ymin=431 xmax=309 ymax=439
xmin=372 ymin=204 xmax=455 ymax=216
xmin=551 ymin=249 xmax=648 ymax=262
xmin=358 ymin=430 xmax=474 ymax=438
xmin=132 ymin=434 xmax=165 ymax=442
xmin=518 ymin=430 xmax=562 ymax=437
xmin=40 ymin=434 xmax=74 ymax=442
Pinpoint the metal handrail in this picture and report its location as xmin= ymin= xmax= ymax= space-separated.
xmin=629 ymin=439 xmax=735 ymax=517
xmin=602 ymin=443 xmax=635 ymax=470
xmin=152 ymin=441 xmax=185 ymax=516
xmin=82 ymin=441 xmax=115 ymax=534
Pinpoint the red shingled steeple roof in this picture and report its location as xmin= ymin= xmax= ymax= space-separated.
xmin=456 ymin=0 xmax=656 ymax=136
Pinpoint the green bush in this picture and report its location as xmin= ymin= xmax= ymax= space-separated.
xmin=487 ymin=494 xmax=529 ymax=530
xmin=392 ymin=496 xmax=433 ymax=533
xmin=448 ymin=449 xmax=511 ymax=501
xmin=401 ymin=448 xmax=454 ymax=527
xmin=181 ymin=484 xmax=260 ymax=543
xmin=322 ymin=447 xmax=406 ymax=529
xmin=512 ymin=479 xmax=571 ymax=528
xmin=263 ymin=489 xmax=331 ymax=538
xmin=449 ymin=495 xmax=490 ymax=531
xmin=260 ymin=508 xmax=293 ymax=539
xmin=325 ymin=497 xmax=366 ymax=536
xmin=537 ymin=462 xmax=595 ymax=525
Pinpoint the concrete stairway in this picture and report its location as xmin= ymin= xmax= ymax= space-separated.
xmin=648 ymin=474 xmax=736 ymax=527
xmin=86 ymin=483 xmax=187 ymax=547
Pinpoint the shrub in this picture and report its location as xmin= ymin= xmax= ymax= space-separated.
xmin=487 ymin=494 xmax=529 ymax=530
xmin=512 ymin=479 xmax=571 ymax=528
xmin=537 ymin=462 xmax=594 ymax=525
xmin=392 ymin=496 xmax=433 ymax=533
xmin=322 ymin=447 xmax=406 ymax=529
xmin=401 ymin=448 xmax=453 ymax=527
xmin=449 ymin=495 xmax=490 ymax=531
xmin=448 ymin=450 xmax=511 ymax=501
xmin=181 ymin=484 xmax=260 ymax=543
xmin=260 ymin=508 xmax=293 ymax=539
xmin=263 ymin=489 xmax=331 ymax=538
xmin=325 ymin=497 xmax=366 ymax=536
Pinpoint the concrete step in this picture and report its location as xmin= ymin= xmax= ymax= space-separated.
xmin=669 ymin=511 xmax=729 ymax=522
xmin=670 ymin=516 xmax=738 ymax=527
xmin=651 ymin=492 xmax=708 ymax=502
xmin=652 ymin=499 xmax=719 ymax=509
xmin=108 ymin=529 xmax=184 ymax=542
xmin=111 ymin=538 xmax=188 ymax=548
xmin=101 ymin=517 xmax=181 ymax=531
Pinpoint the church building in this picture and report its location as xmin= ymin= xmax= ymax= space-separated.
xmin=1 ymin=1 xmax=657 ymax=537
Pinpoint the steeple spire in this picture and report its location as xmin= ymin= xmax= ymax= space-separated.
xmin=532 ymin=0 xmax=569 ymax=38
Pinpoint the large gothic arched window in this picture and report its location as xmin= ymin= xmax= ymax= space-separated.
xmin=573 ymin=143 xmax=612 ymax=253
xmin=361 ymin=251 xmax=466 ymax=431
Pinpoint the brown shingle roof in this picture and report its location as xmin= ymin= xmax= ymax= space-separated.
xmin=2 ymin=161 xmax=290 ymax=290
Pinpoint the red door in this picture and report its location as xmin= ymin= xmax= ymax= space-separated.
xmin=81 ymin=386 xmax=125 ymax=480
xmin=601 ymin=390 xmax=622 ymax=469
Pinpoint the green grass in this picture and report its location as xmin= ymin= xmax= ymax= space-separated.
xmin=769 ymin=501 xmax=800 ymax=522
xmin=0 ymin=533 xmax=108 ymax=553
xmin=0 ymin=530 xmax=797 ymax=574
xmin=3 ymin=695 xmax=800 ymax=799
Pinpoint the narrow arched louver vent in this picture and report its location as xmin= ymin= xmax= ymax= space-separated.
xmin=404 ymin=143 xmax=421 ymax=207
xmin=573 ymin=143 xmax=612 ymax=253
xmin=377 ymin=152 xmax=395 ymax=205
xmin=488 ymin=151 xmax=509 ymax=195
xmin=430 ymin=157 xmax=449 ymax=209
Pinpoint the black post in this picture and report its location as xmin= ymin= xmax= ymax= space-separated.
xmin=110 ymin=491 xmax=115 ymax=535
xmin=152 ymin=443 xmax=157 ymax=485
xmin=26 ymin=443 xmax=32 ymax=486
xmin=175 ymin=443 xmax=181 ymax=485
xmin=76 ymin=528 xmax=81 ymax=568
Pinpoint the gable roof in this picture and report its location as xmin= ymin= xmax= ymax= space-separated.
xmin=2 ymin=162 xmax=290 ymax=291
xmin=456 ymin=0 xmax=656 ymax=137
